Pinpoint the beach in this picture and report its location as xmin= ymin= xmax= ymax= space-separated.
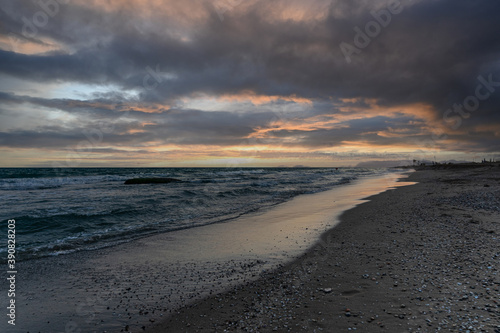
xmin=2 ymin=166 xmax=499 ymax=332
xmin=150 ymin=166 xmax=500 ymax=332
xmin=2 ymin=170 xmax=411 ymax=332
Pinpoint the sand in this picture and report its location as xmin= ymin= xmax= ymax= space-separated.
xmin=150 ymin=166 xmax=500 ymax=332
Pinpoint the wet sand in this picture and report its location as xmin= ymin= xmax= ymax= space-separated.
xmin=150 ymin=166 xmax=500 ymax=332
xmin=3 ymin=172 xmax=412 ymax=332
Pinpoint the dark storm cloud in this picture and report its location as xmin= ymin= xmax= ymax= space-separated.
xmin=2 ymin=0 xmax=499 ymax=99
xmin=0 ymin=0 xmax=499 ymax=154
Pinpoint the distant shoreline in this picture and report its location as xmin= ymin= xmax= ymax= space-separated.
xmin=397 ymin=161 xmax=500 ymax=170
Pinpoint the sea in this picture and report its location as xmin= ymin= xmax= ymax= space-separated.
xmin=0 ymin=167 xmax=396 ymax=261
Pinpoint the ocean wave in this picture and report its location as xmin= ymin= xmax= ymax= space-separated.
xmin=0 ymin=167 xmax=388 ymax=261
xmin=0 ymin=174 xmax=128 ymax=190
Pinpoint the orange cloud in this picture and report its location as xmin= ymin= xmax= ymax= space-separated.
xmin=0 ymin=35 xmax=68 ymax=55
xmin=254 ymin=0 xmax=331 ymax=23
xmin=217 ymin=90 xmax=313 ymax=106
xmin=248 ymin=114 xmax=348 ymax=139
xmin=473 ymin=124 xmax=500 ymax=136
xmin=376 ymin=127 xmax=421 ymax=138
xmin=71 ymin=0 xmax=212 ymax=26
xmin=126 ymin=103 xmax=171 ymax=113
xmin=336 ymin=98 xmax=437 ymax=122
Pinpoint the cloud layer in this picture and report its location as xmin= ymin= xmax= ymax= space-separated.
xmin=1 ymin=0 xmax=499 ymax=166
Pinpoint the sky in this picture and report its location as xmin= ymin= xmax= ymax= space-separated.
xmin=0 ymin=0 xmax=499 ymax=167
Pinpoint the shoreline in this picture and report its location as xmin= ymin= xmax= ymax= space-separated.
xmin=3 ymin=171 xmax=412 ymax=332
xmin=150 ymin=166 xmax=500 ymax=332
